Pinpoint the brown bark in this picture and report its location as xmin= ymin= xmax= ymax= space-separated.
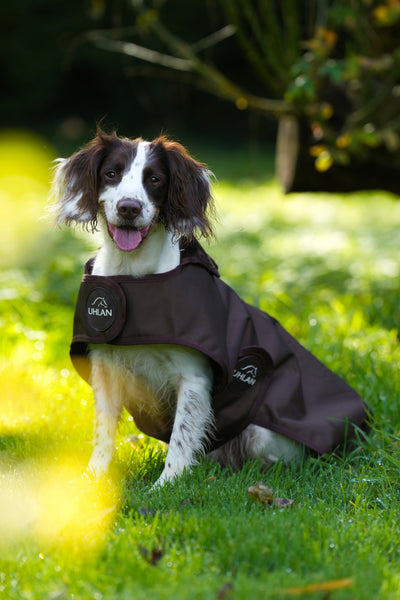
xmin=276 ymin=116 xmax=400 ymax=195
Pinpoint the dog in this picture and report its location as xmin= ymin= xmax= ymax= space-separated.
xmin=50 ymin=130 xmax=367 ymax=485
xmin=50 ymin=130 xmax=300 ymax=484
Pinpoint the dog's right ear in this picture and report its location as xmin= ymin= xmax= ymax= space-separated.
xmin=49 ymin=131 xmax=115 ymax=230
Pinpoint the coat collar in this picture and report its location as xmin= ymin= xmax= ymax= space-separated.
xmin=84 ymin=238 xmax=220 ymax=278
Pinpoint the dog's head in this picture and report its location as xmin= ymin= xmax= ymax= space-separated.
xmin=50 ymin=130 xmax=214 ymax=250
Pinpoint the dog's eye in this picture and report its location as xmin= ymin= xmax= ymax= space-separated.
xmin=150 ymin=175 xmax=160 ymax=184
xmin=105 ymin=170 xmax=116 ymax=179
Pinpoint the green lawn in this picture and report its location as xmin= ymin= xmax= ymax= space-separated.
xmin=1 ymin=132 xmax=400 ymax=599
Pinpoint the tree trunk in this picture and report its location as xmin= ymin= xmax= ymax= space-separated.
xmin=276 ymin=116 xmax=400 ymax=196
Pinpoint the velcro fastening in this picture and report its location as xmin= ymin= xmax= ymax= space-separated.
xmin=74 ymin=275 xmax=127 ymax=344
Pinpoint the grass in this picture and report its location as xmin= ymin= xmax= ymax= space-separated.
xmin=1 ymin=131 xmax=400 ymax=599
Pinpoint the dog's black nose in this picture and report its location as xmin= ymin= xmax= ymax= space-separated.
xmin=117 ymin=198 xmax=143 ymax=219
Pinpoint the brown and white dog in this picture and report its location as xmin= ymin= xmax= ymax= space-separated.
xmin=51 ymin=130 xmax=299 ymax=485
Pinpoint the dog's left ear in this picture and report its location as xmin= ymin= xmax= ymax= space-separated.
xmin=155 ymin=137 xmax=215 ymax=239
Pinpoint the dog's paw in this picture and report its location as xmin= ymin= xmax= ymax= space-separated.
xmin=85 ymin=463 xmax=110 ymax=481
xmin=151 ymin=468 xmax=177 ymax=490
xmin=87 ymin=453 xmax=111 ymax=478
xmin=82 ymin=469 xmax=96 ymax=483
xmin=150 ymin=475 xmax=168 ymax=490
xmin=151 ymin=462 xmax=192 ymax=489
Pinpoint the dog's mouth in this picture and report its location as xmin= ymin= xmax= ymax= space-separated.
xmin=107 ymin=222 xmax=153 ymax=252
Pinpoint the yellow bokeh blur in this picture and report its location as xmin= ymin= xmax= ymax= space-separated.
xmin=0 ymin=362 xmax=118 ymax=555
xmin=0 ymin=129 xmax=55 ymax=266
xmin=336 ymin=132 xmax=352 ymax=149
xmin=0 ymin=457 xmax=117 ymax=553
xmin=0 ymin=132 xmax=119 ymax=555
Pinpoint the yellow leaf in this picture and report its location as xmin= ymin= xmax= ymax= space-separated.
xmin=235 ymin=97 xmax=248 ymax=110
xmin=321 ymin=104 xmax=334 ymax=120
xmin=315 ymin=151 xmax=334 ymax=172
xmin=278 ymin=577 xmax=355 ymax=595
xmin=309 ymin=145 xmax=327 ymax=157
xmin=336 ymin=133 xmax=352 ymax=148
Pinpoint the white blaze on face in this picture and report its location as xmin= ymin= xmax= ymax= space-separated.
xmin=99 ymin=141 xmax=158 ymax=251
xmin=99 ymin=141 xmax=155 ymax=229
xmin=115 ymin=141 xmax=151 ymax=203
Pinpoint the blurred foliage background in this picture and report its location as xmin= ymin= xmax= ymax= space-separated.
xmin=1 ymin=0 xmax=274 ymax=152
xmin=2 ymin=0 xmax=400 ymax=186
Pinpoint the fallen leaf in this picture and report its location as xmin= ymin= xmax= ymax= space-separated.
xmin=180 ymin=497 xmax=195 ymax=508
xmin=248 ymin=481 xmax=274 ymax=504
xmin=180 ymin=496 xmax=205 ymax=508
xmin=217 ymin=581 xmax=234 ymax=599
xmin=277 ymin=577 xmax=354 ymax=595
xmin=248 ymin=481 xmax=295 ymax=508
xmin=138 ymin=544 xmax=164 ymax=566
xmin=272 ymin=497 xmax=296 ymax=509
xmin=136 ymin=507 xmax=158 ymax=517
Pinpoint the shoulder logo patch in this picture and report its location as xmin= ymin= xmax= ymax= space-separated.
xmin=231 ymin=354 xmax=265 ymax=391
xmin=86 ymin=287 xmax=117 ymax=332
xmin=88 ymin=296 xmax=112 ymax=316
xmin=233 ymin=363 xmax=258 ymax=387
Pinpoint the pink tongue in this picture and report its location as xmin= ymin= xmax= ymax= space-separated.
xmin=113 ymin=228 xmax=142 ymax=251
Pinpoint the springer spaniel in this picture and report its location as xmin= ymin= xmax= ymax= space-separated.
xmin=51 ymin=130 xmax=299 ymax=485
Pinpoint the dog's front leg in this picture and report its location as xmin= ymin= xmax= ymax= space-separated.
xmin=87 ymin=358 xmax=122 ymax=476
xmin=154 ymin=375 xmax=214 ymax=486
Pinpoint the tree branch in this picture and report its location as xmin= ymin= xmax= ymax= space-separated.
xmin=191 ymin=24 xmax=236 ymax=52
xmin=87 ymin=33 xmax=192 ymax=72
xmin=86 ymin=16 xmax=295 ymax=116
xmin=147 ymin=17 xmax=294 ymax=116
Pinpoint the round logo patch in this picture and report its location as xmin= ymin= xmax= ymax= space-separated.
xmin=85 ymin=286 xmax=117 ymax=332
xmin=231 ymin=354 xmax=264 ymax=392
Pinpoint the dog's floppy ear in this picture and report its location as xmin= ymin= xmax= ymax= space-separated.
xmin=50 ymin=130 xmax=115 ymax=230
xmin=154 ymin=137 xmax=215 ymax=240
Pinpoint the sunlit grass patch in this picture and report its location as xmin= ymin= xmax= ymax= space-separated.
xmin=0 ymin=356 xmax=118 ymax=557
xmin=212 ymin=181 xmax=400 ymax=285
xmin=211 ymin=181 xmax=400 ymax=330
xmin=0 ymin=360 xmax=92 ymax=447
